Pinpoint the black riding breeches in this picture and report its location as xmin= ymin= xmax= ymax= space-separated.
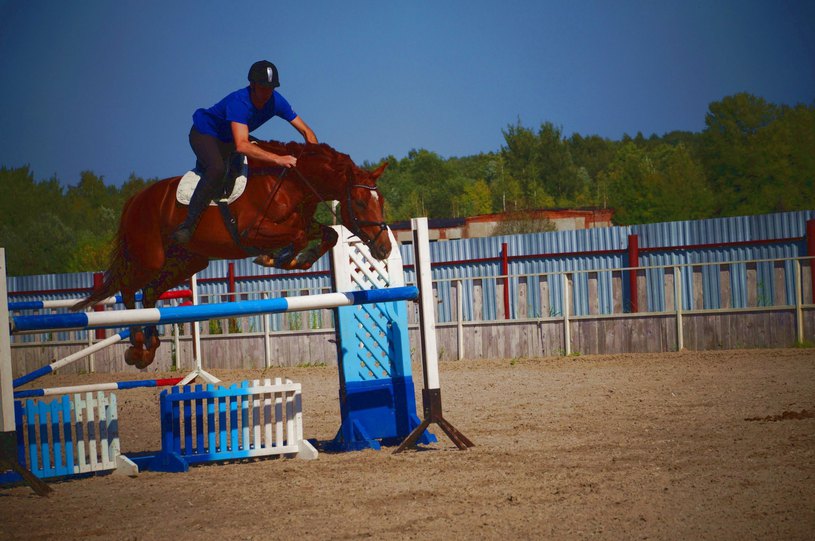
xmin=188 ymin=127 xmax=236 ymax=200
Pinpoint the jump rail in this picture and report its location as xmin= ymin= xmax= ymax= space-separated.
xmin=12 ymin=330 xmax=130 ymax=388
xmin=8 ymin=289 xmax=193 ymax=311
xmin=10 ymin=287 xmax=419 ymax=333
xmin=13 ymin=376 xmax=184 ymax=399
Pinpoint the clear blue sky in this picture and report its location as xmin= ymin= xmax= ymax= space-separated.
xmin=1 ymin=1 xmax=813 ymax=187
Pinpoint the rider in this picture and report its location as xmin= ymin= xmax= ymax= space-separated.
xmin=173 ymin=60 xmax=318 ymax=244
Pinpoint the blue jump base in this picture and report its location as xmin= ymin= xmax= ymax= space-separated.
xmin=327 ymin=295 xmax=436 ymax=451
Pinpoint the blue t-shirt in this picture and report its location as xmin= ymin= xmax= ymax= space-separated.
xmin=192 ymin=86 xmax=297 ymax=142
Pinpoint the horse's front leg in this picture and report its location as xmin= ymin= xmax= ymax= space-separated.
xmin=124 ymin=325 xmax=160 ymax=369
xmin=253 ymin=225 xmax=338 ymax=270
xmin=138 ymin=325 xmax=161 ymax=369
xmin=246 ymin=223 xmax=310 ymax=269
xmin=125 ymin=325 xmax=144 ymax=367
xmin=123 ymin=289 xmax=162 ymax=370
xmin=121 ymin=290 xmax=147 ymax=368
xmin=293 ymin=224 xmax=339 ymax=269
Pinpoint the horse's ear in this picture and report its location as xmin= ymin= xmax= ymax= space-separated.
xmin=371 ymin=162 xmax=389 ymax=181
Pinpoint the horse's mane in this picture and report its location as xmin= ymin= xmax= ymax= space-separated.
xmin=254 ymin=140 xmax=354 ymax=168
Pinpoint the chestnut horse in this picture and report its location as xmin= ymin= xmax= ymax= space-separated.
xmin=73 ymin=140 xmax=391 ymax=369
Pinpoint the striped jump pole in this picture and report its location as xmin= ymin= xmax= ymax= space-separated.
xmin=8 ymin=289 xmax=192 ymax=311
xmin=13 ymin=376 xmax=184 ymax=399
xmin=10 ymin=287 xmax=419 ymax=334
xmin=12 ymin=329 xmax=131 ymax=388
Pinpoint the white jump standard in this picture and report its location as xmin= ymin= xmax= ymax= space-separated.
xmin=0 ymin=248 xmax=52 ymax=495
xmin=394 ymin=218 xmax=473 ymax=452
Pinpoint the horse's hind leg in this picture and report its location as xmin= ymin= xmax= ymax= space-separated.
xmin=136 ymin=251 xmax=209 ymax=369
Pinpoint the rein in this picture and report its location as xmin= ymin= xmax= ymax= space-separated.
xmin=291 ymin=167 xmax=389 ymax=250
xmin=240 ymin=147 xmax=388 ymax=255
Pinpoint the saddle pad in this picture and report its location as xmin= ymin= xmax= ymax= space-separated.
xmin=176 ymin=169 xmax=248 ymax=206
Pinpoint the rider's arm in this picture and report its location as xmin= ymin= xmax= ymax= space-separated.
xmin=289 ymin=116 xmax=318 ymax=144
xmin=231 ymin=122 xmax=297 ymax=168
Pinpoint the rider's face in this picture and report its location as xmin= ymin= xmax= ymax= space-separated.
xmin=250 ymin=83 xmax=275 ymax=107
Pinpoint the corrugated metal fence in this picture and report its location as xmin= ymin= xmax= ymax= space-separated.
xmin=6 ymin=210 xmax=815 ymax=354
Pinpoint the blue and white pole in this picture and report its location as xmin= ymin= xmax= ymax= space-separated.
xmin=8 ymin=289 xmax=193 ymax=311
xmin=11 ymin=287 xmax=419 ymax=334
xmin=12 ymin=329 xmax=130 ymax=388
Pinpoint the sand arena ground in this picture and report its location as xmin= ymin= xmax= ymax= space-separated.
xmin=2 ymin=348 xmax=814 ymax=540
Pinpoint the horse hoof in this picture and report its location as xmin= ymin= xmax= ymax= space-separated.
xmin=125 ymin=347 xmax=142 ymax=367
xmin=135 ymin=356 xmax=153 ymax=369
xmin=141 ymin=347 xmax=158 ymax=368
xmin=253 ymin=255 xmax=275 ymax=268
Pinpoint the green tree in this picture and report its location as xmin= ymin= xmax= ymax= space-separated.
xmin=490 ymin=172 xmax=524 ymax=213
xmin=455 ymin=179 xmax=493 ymax=217
xmin=501 ymin=121 xmax=542 ymax=206
xmin=1 ymin=212 xmax=75 ymax=275
xmin=701 ymin=93 xmax=779 ymax=215
xmin=501 ymin=121 xmax=585 ymax=208
xmin=603 ymin=142 xmax=659 ymax=225
xmin=567 ymin=134 xmax=616 ymax=207
xmin=650 ymin=143 xmax=714 ymax=222
xmin=535 ymin=122 xmax=582 ymax=204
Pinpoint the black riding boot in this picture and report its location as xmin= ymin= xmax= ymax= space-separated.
xmin=172 ymin=184 xmax=214 ymax=244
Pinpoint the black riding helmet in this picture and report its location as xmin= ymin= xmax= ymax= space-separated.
xmin=248 ymin=60 xmax=280 ymax=88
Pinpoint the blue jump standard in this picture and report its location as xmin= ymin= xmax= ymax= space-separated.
xmin=10 ymin=287 xmax=419 ymax=333
xmin=328 ymin=288 xmax=437 ymax=451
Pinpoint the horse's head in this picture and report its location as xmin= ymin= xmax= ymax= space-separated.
xmin=340 ymin=162 xmax=391 ymax=260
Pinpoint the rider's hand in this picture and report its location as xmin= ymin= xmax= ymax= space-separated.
xmin=276 ymin=155 xmax=297 ymax=168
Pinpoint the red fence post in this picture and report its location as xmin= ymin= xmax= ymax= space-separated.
xmin=501 ymin=242 xmax=510 ymax=319
xmin=807 ymin=219 xmax=815 ymax=303
xmin=228 ymin=262 xmax=236 ymax=303
xmin=627 ymin=234 xmax=639 ymax=313
xmin=92 ymin=272 xmax=106 ymax=339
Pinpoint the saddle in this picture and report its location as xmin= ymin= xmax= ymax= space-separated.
xmin=176 ymin=154 xmax=248 ymax=206
xmin=174 ymin=154 xmax=294 ymax=262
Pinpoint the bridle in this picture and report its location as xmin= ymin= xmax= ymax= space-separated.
xmin=290 ymin=167 xmax=389 ymax=252
xmin=244 ymin=145 xmax=389 ymax=255
xmin=342 ymin=182 xmax=389 ymax=250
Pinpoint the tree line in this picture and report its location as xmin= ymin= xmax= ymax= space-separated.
xmin=378 ymin=93 xmax=814 ymax=225
xmin=1 ymin=92 xmax=813 ymax=276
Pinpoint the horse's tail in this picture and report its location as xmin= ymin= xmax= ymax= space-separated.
xmin=71 ymin=202 xmax=131 ymax=312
